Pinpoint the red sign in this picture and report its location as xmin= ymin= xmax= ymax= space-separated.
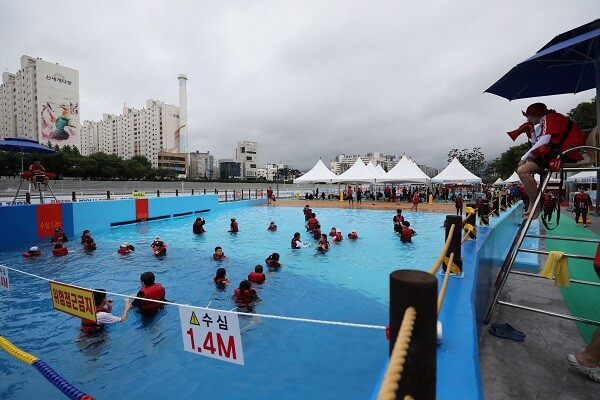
xmin=135 ymin=198 xmax=148 ymax=221
xmin=36 ymin=203 xmax=63 ymax=238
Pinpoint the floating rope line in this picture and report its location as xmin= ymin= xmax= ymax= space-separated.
xmin=0 ymin=336 xmax=94 ymax=400
xmin=2 ymin=265 xmax=385 ymax=331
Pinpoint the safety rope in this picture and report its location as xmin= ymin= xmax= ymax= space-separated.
xmin=428 ymin=224 xmax=456 ymax=275
xmin=376 ymin=306 xmax=417 ymax=400
xmin=437 ymin=252 xmax=454 ymax=316
xmin=2 ymin=265 xmax=385 ymax=331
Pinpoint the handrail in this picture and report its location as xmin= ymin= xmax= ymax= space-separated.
xmin=428 ymin=224 xmax=456 ymax=275
xmin=376 ymin=306 xmax=417 ymax=400
xmin=437 ymin=252 xmax=455 ymax=316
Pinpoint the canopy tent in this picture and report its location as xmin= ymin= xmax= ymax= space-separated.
xmin=502 ymin=172 xmax=520 ymax=184
xmin=567 ymin=171 xmax=597 ymax=184
xmin=293 ymin=159 xmax=338 ymax=183
xmin=333 ymin=159 xmax=376 ymax=183
xmin=493 ymin=177 xmax=504 ymax=185
xmin=385 ymin=155 xmax=430 ymax=183
xmin=366 ymin=161 xmax=389 ymax=182
xmin=375 ymin=164 xmax=389 ymax=179
xmin=431 ymin=158 xmax=482 ymax=185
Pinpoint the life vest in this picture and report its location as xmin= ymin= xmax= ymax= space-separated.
xmin=455 ymin=197 xmax=463 ymax=207
xmin=268 ymin=225 xmax=277 ymax=231
xmin=267 ymin=189 xmax=273 ymax=198
xmin=574 ymin=193 xmax=591 ymax=209
xmin=213 ymin=253 xmax=225 ymax=260
xmin=333 ymin=233 xmax=343 ymax=242
xmin=265 ymin=257 xmax=280 ymax=269
xmin=193 ymin=223 xmax=205 ymax=234
xmin=51 ymin=233 xmax=67 ymax=243
xmin=154 ymin=247 xmax=167 ymax=256
xmin=230 ymin=222 xmax=239 ymax=232
xmin=248 ymin=272 xmax=265 ymax=284
xmin=81 ymin=235 xmax=87 ymax=244
xmin=214 ymin=276 xmax=228 ymax=285
xmin=329 ymin=231 xmax=336 ymax=237
xmin=138 ymin=283 xmax=166 ymax=313
xmin=80 ymin=306 xmax=109 ymax=334
xmin=22 ymin=251 xmax=40 ymax=257
xmin=307 ymin=217 xmax=319 ymax=231
xmin=543 ymin=194 xmax=556 ymax=208
xmin=118 ymin=247 xmax=131 ymax=254
xmin=401 ymin=227 xmax=414 ymax=242
xmin=532 ymin=113 xmax=585 ymax=161
xmin=233 ymin=288 xmax=256 ymax=306
xmin=84 ymin=242 xmax=96 ymax=251
xmin=53 ymin=247 xmax=68 ymax=256
xmin=291 ymin=238 xmax=301 ymax=249
xmin=313 ymin=229 xmax=322 ymax=240
xmin=413 ymin=193 xmax=419 ymax=204
xmin=348 ymin=233 xmax=358 ymax=239
xmin=393 ymin=215 xmax=404 ymax=224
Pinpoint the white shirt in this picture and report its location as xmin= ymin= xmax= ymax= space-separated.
xmin=96 ymin=311 xmax=122 ymax=324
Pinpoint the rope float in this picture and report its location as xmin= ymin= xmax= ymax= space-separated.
xmin=0 ymin=336 xmax=94 ymax=400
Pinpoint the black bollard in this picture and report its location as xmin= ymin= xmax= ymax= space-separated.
xmin=106 ymin=191 xmax=111 ymax=200
xmin=157 ymin=190 xmax=160 ymax=198
xmin=191 ymin=189 xmax=194 ymax=195
xmin=491 ymin=197 xmax=500 ymax=216
xmin=176 ymin=189 xmax=179 ymax=197
xmin=463 ymin=203 xmax=477 ymax=240
xmin=204 ymin=189 xmax=206 ymax=195
xmin=72 ymin=191 xmax=76 ymax=202
xmin=225 ymin=190 xmax=228 ymax=202
xmin=389 ymin=270 xmax=437 ymax=400
xmin=444 ymin=215 xmax=463 ymax=273
xmin=479 ymin=200 xmax=490 ymax=225
xmin=25 ymin=192 xmax=31 ymax=204
xmin=500 ymin=193 xmax=507 ymax=211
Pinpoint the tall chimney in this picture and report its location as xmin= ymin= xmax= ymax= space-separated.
xmin=178 ymin=74 xmax=188 ymax=153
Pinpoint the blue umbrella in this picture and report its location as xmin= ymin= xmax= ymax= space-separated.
xmin=0 ymin=137 xmax=55 ymax=172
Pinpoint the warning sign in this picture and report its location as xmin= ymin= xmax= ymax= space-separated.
xmin=49 ymin=281 xmax=96 ymax=322
xmin=0 ymin=265 xmax=9 ymax=290
xmin=179 ymin=306 xmax=244 ymax=365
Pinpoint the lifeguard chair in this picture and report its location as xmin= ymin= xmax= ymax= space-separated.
xmin=13 ymin=170 xmax=58 ymax=204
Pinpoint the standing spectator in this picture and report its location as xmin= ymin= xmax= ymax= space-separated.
xmin=542 ymin=192 xmax=557 ymax=222
xmin=410 ymin=191 xmax=420 ymax=211
xmin=574 ymin=185 xmax=593 ymax=227
xmin=455 ymin=194 xmax=464 ymax=216
xmin=346 ymin=186 xmax=354 ymax=208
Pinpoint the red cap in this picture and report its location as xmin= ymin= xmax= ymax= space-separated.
xmin=522 ymin=103 xmax=549 ymax=116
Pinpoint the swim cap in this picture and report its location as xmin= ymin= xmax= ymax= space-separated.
xmin=154 ymin=236 xmax=161 ymax=241
xmin=29 ymin=246 xmax=39 ymax=252
xmin=121 ymin=242 xmax=129 ymax=247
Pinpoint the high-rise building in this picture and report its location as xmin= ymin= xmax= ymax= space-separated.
xmin=218 ymin=159 xmax=242 ymax=179
xmin=189 ymin=151 xmax=215 ymax=180
xmin=236 ymin=140 xmax=258 ymax=180
xmin=0 ymin=55 xmax=80 ymax=149
xmin=330 ymin=152 xmax=399 ymax=174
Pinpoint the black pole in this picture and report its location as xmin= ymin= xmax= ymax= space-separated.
xmin=444 ymin=215 xmax=463 ymax=273
xmin=204 ymin=188 xmax=206 ymax=195
xmin=176 ymin=189 xmax=179 ymax=196
xmin=389 ymin=270 xmax=437 ymax=400
xmin=71 ymin=191 xmax=76 ymax=202
xmin=191 ymin=189 xmax=194 ymax=195
xmin=106 ymin=191 xmax=111 ymax=200
xmin=479 ymin=200 xmax=490 ymax=225
xmin=25 ymin=192 xmax=31 ymax=204
xmin=157 ymin=190 xmax=160 ymax=198
xmin=225 ymin=190 xmax=228 ymax=202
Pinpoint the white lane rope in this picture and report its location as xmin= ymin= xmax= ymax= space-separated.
xmin=2 ymin=265 xmax=386 ymax=330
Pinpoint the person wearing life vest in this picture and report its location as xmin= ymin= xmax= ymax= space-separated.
xmin=316 ymin=234 xmax=330 ymax=253
xmin=393 ymin=209 xmax=404 ymax=233
xmin=80 ymin=229 xmax=91 ymax=244
xmin=400 ymin=221 xmax=417 ymax=243
xmin=214 ymin=267 xmax=231 ymax=288
xmin=265 ymin=253 xmax=281 ymax=269
xmin=410 ymin=191 xmax=420 ymax=211
xmin=346 ymin=186 xmax=354 ymax=207
xmin=22 ymin=246 xmax=41 ymax=257
xmin=347 ymin=230 xmax=359 ymax=240
xmin=52 ymin=243 xmax=68 ymax=256
xmin=328 ymin=227 xmax=337 ymax=237
xmin=229 ymin=217 xmax=239 ymax=233
xmin=83 ymin=237 xmax=97 ymax=252
xmin=291 ymin=232 xmax=305 ymax=249
xmin=233 ymin=280 xmax=259 ymax=310
xmin=312 ymin=224 xmax=322 ymax=240
xmin=152 ymin=241 xmax=167 ymax=256
xmin=51 ymin=227 xmax=68 ymax=244
xmin=266 ymin=186 xmax=274 ymax=205
xmin=192 ymin=218 xmax=206 ymax=234
xmin=267 ymin=221 xmax=277 ymax=231
xmin=455 ymin=195 xmax=464 ymax=216
xmin=118 ymin=242 xmax=135 ymax=254
xmin=542 ymin=192 xmax=557 ymax=222
xmin=131 ymin=272 xmax=166 ymax=317
xmin=574 ymin=185 xmax=593 ymax=227
xmin=213 ymin=246 xmax=226 ymax=260
xmin=514 ymin=103 xmax=585 ymax=220
xmin=248 ymin=265 xmax=266 ymax=284
xmin=80 ymin=290 xmax=131 ymax=336
xmin=332 ymin=229 xmax=344 ymax=242
xmin=307 ymin=213 xmax=319 ymax=232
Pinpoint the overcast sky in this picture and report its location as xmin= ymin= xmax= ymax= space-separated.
xmin=1 ymin=1 xmax=597 ymax=171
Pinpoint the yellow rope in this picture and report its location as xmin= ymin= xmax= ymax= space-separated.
xmin=376 ymin=307 xmax=417 ymax=400
xmin=461 ymin=229 xmax=470 ymax=244
xmin=437 ymin=252 xmax=454 ymax=316
xmin=428 ymin=224 xmax=456 ymax=275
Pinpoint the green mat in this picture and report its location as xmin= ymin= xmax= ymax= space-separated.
xmin=543 ymin=214 xmax=600 ymax=344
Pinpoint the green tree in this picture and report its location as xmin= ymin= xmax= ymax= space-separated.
xmin=485 ymin=143 xmax=530 ymax=181
xmin=447 ymin=148 xmax=485 ymax=175
xmin=567 ymin=97 xmax=596 ymax=130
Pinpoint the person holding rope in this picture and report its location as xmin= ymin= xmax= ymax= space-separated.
xmin=511 ymin=103 xmax=585 ymax=220
xmin=80 ymin=290 xmax=131 ymax=336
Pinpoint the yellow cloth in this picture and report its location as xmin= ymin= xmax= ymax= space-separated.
xmin=540 ymin=251 xmax=570 ymax=287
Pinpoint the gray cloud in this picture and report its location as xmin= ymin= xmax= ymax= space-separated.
xmin=2 ymin=0 xmax=596 ymax=171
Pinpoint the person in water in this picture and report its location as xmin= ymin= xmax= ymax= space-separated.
xmin=265 ymin=253 xmax=281 ymax=269
xmin=117 ymin=242 xmax=135 ymax=254
xmin=267 ymin=221 xmax=277 ymax=231
xmin=214 ymin=267 xmax=231 ymax=288
xmin=51 ymin=227 xmax=68 ymax=243
xmin=328 ymin=227 xmax=337 ymax=237
xmin=317 ymin=234 xmax=330 ymax=253
xmin=193 ymin=218 xmax=206 ymax=234
xmin=213 ymin=246 xmax=226 ymax=260
xmin=83 ymin=237 xmax=97 ymax=252
xmin=312 ymin=224 xmax=322 ymax=240
xmin=291 ymin=232 xmax=310 ymax=249
xmin=347 ymin=230 xmax=359 ymax=239
xmin=152 ymin=241 xmax=167 ymax=256
xmin=131 ymin=272 xmax=166 ymax=317
xmin=400 ymin=221 xmax=417 ymax=243
xmin=23 ymin=246 xmax=41 ymax=257
xmin=80 ymin=290 xmax=131 ymax=336
xmin=393 ymin=209 xmax=404 ymax=233
xmin=52 ymin=243 xmax=68 ymax=256
xmin=229 ymin=218 xmax=239 ymax=233
xmin=232 ymin=280 xmax=259 ymax=310
xmin=332 ymin=229 xmax=344 ymax=243
xmin=248 ymin=265 xmax=266 ymax=284
xmin=80 ymin=229 xmax=91 ymax=244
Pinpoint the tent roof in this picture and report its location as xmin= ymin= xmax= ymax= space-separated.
xmin=385 ymin=156 xmax=430 ymax=183
xmin=333 ymin=159 xmax=377 ymax=183
xmin=566 ymin=171 xmax=597 ymax=184
xmin=293 ymin=159 xmax=338 ymax=183
xmin=493 ymin=177 xmax=504 ymax=185
xmin=366 ymin=161 xmax=389 ymax=181
xmin=431 ymin=158 xmax=481 ymax=184
xmin=502 ymin=171 xmax=520 ymax=184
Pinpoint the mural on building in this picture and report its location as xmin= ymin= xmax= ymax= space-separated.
xmin=40 ymin=100 xmax=79 ymax=143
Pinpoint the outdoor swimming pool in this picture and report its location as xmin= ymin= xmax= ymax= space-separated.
xmin=0 ymin=205 xmax=448 ymax=399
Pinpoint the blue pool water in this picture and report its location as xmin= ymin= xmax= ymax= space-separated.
xmin=0 ymin=205 xmax=447 ymax=399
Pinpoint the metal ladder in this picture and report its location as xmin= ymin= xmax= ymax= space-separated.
xmin=484 ymin=146 xmax=600 ymax=327
xmin=11 ymin=176 xmax=58 ymax=204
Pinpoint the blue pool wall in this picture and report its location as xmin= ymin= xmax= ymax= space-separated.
xmin=0 ymin=195 xmax=234 ymax=250
xmin=372 ymin=202 xmax=534 ymax=400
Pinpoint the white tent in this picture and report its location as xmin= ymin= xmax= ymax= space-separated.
xmin=294 ymin=159 xmax=338 ymax=183
xmin=385 ymin=155 xmax=430 ymax=183
xmin=333 ymin=159 xmax=376 ymax=183
xmin=502 ymin=171 xmax=520 ymax=184
xmin=567 ymin=171 xmax=597 ymax=184
xmin=366 ymin=161 xmax=389 ymax=182
xmin=493 ymin=177 xmax=504 ymax=185
xmin=431 ymin=158 xmax=482 ymax=184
